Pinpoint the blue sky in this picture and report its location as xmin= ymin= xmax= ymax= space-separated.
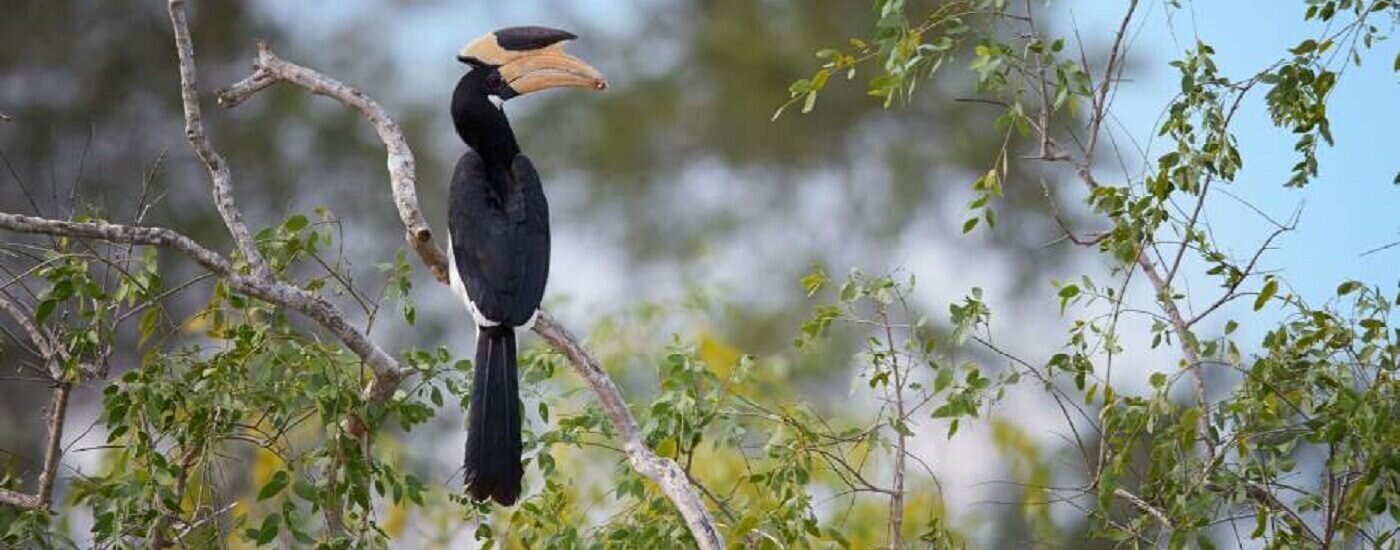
xmin=1071 ymin=1 xmax=1399 ymax=307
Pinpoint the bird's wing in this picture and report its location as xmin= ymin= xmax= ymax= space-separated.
xmin=447 ymin=151 xmax=550 ymax=327
xmin=511 ymin=153 xmax=550 ymax=321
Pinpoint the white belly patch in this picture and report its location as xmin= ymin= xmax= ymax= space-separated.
xmin=447 ymin=234 xmax=500 ymax=327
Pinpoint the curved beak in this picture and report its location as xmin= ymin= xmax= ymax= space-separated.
xmin=457 ymin=28 xmax=608 ymax=97
xmin=497 ymin=49 xmax=608 ymax=95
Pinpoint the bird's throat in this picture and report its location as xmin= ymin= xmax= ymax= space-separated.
xmin=452 ymin=72 xmax=522 ymax=195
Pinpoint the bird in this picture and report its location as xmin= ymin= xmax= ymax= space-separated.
xmin=447 ymin=26 xmax=607 ymax=506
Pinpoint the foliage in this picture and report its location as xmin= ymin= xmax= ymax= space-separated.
xmin=778 ymin=0 xmax=1400 ymax=547
xmin=1 ymin=0 xmax=1397 ymax=548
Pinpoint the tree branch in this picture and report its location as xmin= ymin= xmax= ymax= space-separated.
xmin=0 ymin=293 xmax=73 ymax=513
xmin=1084 ymin=0 xmax=1139 ymax=161
xmin=148 ymin=441 xmax=202 ymax=548
xmin=1241 ymin=482 xmax=1324 ymax=546
xmin=166 ymin=0 xmax=271 ymax=280
xmin=532 ymin=313 xmax=724 ymax=550
xmin=1136 ymin=256 xmax=1212 ymax=452
xmin=216 ymin=41 xmax=450 ymax=284
xmin=0 ymin=384 xmax=69 ymax=513
xmin=1113 ymin=487 xmax=1172 ymax=531
xmin=32 ymin=384 xmax=68 ymax=510
xmin=1053 ymin=0 xmax=1213 ymax=456
xmin=0 ymin=293 xmax=63 ymax=381
xmin=0 ymin=212 xmax=405 ymax=401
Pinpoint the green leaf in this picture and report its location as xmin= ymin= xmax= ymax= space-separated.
xmin=257 ymin=471 xmax=289 ymax=501
xmin=800 ymin=269 xmax=828 ymax=297
xmin=1150 ymin=372 xmax=1168 ymax=388
xmin=283 ymin=214 xmax=309 ymax=232
xmin=138 ymin=308 xmax=160 ymax=346
xmin=34 ymin=298 xmax=57 ymax=325
xmin=254 ymin=514 xmax=280 ymax=545
xmin=933 ymin=367 xmax=954 ymax=393
xmin=962 ymin=217 xmax=979 ymax=233
xmin=1254 ymin=278 xmax=1278 ymax=311
xmin=292 ymin=479 xmax=318 ymax=503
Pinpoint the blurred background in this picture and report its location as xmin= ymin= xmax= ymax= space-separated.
xmin=1 ymin=0 xmax=1395 ymax=546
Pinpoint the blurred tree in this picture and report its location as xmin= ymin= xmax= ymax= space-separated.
xmin=4 ymin=0 xmax=1391 ymax=547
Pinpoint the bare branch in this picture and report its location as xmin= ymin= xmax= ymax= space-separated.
xmin=1085 ymin=0 xmax=1141 ymax=161
xmin=0 ymin=488 xmax=40 ymax=510
xmin=33 ymin=384 xmax=69 ymax=510
xmin=879 ymin=308 xmax=907 ymax=549
xmin=1054 ymin=0 xmax=1212 ymax=458
xmin=0 ymin=141 xmax=722 ymax=550
xmin=0 ymin=384 xmax=71 ymax=512
xmin=532 ymin=313 xmax=724 ymax=550
xmin=0 ymin=291 xmax=74 ymax=513
xmin=217 ymin=42 xmax=451 ymax=284
xmin=0 ymin=293 xmax=63 ymax=380
xmin=1359 ymin=239 xmax=1400 ymax=257
xmin=166 ymin=0 xmax=271 ymax=280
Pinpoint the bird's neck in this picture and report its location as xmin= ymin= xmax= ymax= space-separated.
xmin=451 ymin=73 xmax=521 ymax=182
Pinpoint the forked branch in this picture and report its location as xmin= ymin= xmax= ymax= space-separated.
xmin=167 ymin=0 xmax=270 ymax=280
xmin=0 ymin=294 xmax=72 ymax=513
xmin=217 ymin=42 xmax=451 ymax=284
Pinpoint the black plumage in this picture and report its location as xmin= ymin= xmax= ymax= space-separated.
xmin=448 ymin=152 xmax=550 ymax=328
xmin=449 ymin=26 xmax=603 ymax=507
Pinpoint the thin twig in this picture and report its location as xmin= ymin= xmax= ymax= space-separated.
xmin=166 ymin=0 xmax=270 ymax=280
xmin=1113 ymin=488 xmax=1172 ymax=530
xmin=1186 ymin=222 xmax=1293 ymax=328
xmin=1086 ymin=0 xmax=1141 ymax=161
xmin=1359 ymin=239 xmax=1400 ymax=257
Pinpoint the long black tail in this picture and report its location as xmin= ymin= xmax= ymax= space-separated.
xmin=464 ymin=325 xmax=523 ymax=505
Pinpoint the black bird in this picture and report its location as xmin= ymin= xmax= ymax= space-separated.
xmin=448 ymin=27 xmax=606 ymax=506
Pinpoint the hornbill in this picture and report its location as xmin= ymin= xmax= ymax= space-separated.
xmin=448 ymin=27 xmax=606 ymax=505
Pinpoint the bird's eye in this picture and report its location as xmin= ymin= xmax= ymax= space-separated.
xmin=486 ymin=72 xmax=503 ymax=91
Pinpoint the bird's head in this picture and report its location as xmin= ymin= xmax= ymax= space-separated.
xmin=457 ymin=26 xmax=608 ymax=103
